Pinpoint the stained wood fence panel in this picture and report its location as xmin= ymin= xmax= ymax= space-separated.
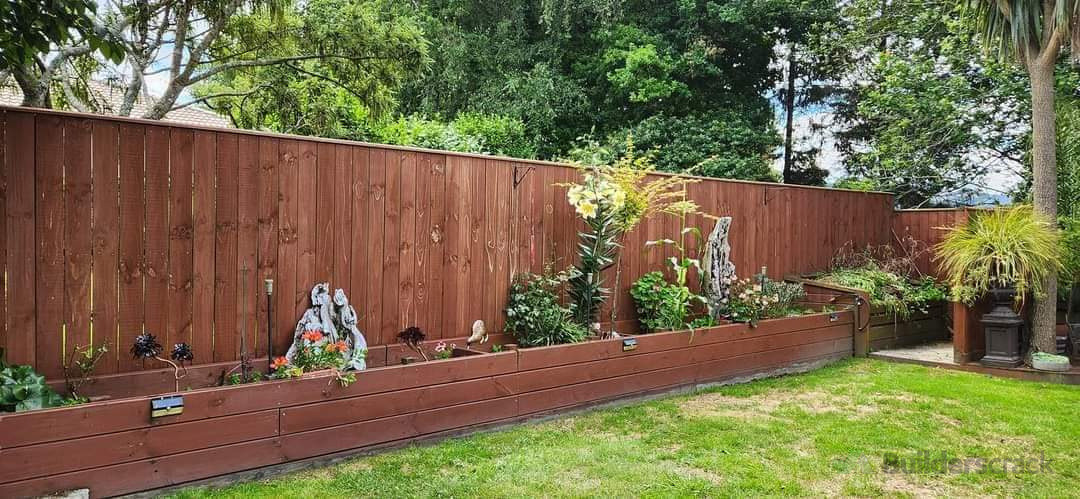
xmin=892 ymin=208 xmax=974 ymax=279
xmin=0 ymin=107 xmax=894 ymax=376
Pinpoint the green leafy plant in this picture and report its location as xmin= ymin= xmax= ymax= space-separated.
xmin=432 ymin=341 xmax=455 ymax=360
xmin=505 ymin=271 xmax=588 ymax=347
xmin=490 ymin=344 xmax=504 ymax=353
xmin=225 ymin=371 xmax=264 ymax=386
xmin=62 ymin=343 xmax=108 ymax=403
xmin=819 ymin=268 xmax=946 ymax=319
xmin=631 ymin=224 xmax=714 ymax=333
xmin=936 ymin=206 xmax=1062 ymax=305
xmin=1 ymin=349 xmax=66 ymax=412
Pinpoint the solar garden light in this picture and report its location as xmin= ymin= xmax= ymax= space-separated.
xmin=265 ymin=278 xmax=274 ymax=373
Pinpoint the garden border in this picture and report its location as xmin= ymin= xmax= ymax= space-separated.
xmin=0 ymin=311 xmax=853 ymax=498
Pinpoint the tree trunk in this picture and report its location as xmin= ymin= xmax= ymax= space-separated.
xmin=1028 ymin=58 xmax=1059 ymax=354
xmin=782 ymin=47 xmax=797 ymax=183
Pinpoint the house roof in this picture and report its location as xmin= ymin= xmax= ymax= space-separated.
xmin=0 ymin=79 xmax=231 ymax=128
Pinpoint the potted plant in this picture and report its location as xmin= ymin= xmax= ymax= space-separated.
xmin=936 ymin=206 xmax=1062 ymax=367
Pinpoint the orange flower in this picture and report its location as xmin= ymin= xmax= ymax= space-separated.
xmin=335 ymin=340 xmax=348 ymax=352
xmin=324 ymin=340 xmax=348 ymax=353
xmin=271 ymin=356 xmax=289 ymax=369
xmin=302 ymin=330 xmax=324 ymax=343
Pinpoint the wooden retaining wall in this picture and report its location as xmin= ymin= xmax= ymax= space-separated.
xmin=866 ymin=303 xmax=948 ymax=351
xmin=0 ymin=311 xmax=852 ymax=498
xmin=0 ymin=106 xmax=892 ymax=379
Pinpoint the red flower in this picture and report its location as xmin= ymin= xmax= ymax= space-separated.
xmin=302 ymin=330 xmax=324 ymax=343
xmin=271 ymin=356 xmax=289 ymax=369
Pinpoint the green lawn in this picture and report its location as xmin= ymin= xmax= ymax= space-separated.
xmin=172 ymin=359 xmax=1079 ymax=498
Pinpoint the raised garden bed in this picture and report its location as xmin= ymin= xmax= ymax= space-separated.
xmin=791 ymin=276 xmax=947 ymax=355
xmin=0 ymin=311 xmax=852 ymax=498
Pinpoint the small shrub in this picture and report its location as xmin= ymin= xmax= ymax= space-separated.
xmin=819 ymin=267 xmax=945 ymax=318
xmin=723 ymin=276 xmax=809 ymax=325
xmin=505 ymin=271 xmax=588 ymax=347
xmin=1 ymin=352 xmax=66 ymax=412
xmin=630 ymin=271 xmax=714 ymax=332
xmin=936 ymin=205 xmax=1061 ymax=304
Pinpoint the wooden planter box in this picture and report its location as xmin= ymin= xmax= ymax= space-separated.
xmin=791 ymin=276 xmax=947 ymax=355
xmin=0 ymin=311 xmax=853 ymax=498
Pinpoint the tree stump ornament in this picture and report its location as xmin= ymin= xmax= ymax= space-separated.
xmin=702 ymin=216 xmax=737 ymax=319
xmin=286 ymin=283 xmax=369 ymax=371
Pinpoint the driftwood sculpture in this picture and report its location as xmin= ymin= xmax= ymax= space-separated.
xmin=701 ymin=216 xmax=737 ymax=319
xmin=286 ymin=283 xmax=368 ymax=371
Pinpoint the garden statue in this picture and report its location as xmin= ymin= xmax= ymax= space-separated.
xmin=285 ymin=283 xmax=368 ymax=370
xmin=467 ymin=320 xmax=488 ymax=346
xmin=702 ymin=216 xmax=737 ymax=319
xmin=334 ymin=289 xmax=368 ymax=370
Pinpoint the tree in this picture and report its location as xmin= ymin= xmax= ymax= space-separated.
xmin=7 ymin=0 xmax=426 ymax=120
xmin=0 ymin=0 xmax=123 ymax=106
xmin=194 ymin=0 xmax=429 ymax=135
xmin=965 ymin=0 xmax=1077 ymax=353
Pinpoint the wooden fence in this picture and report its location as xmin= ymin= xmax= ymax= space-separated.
xmin=0 ymin=106 xmax=894 ymax=378
xmin=891 ymin=208 xmax=975 ymax=279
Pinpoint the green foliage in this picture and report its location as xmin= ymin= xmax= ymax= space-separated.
xmin=195 ymin=0 xmax=429 ymax=138
xmin=631 ymin=272 xmax=693 ymax=332
xmin=375 ymin=113 xmax=536 ymax=158
xmin=819 ymin=268 xmax=947 ymax=319
xmin=936 ymin=206 xmax=1062 ymax=305
xmin=505 ymin=272 xmax=588 ymax=347
xmin=225 ymin=371 xmax=264 ymax=386
xmin=1 ymin=351 xmax=66 ymax=412
xmin=722 ymin=276 xmax=809 ymax=325
xmin=62 ymin=343 xmax=108 ymax=402
xmin=832 ymin=177 xmax=879 ymax=192
xmin=0 ymin=0 xmax=123 ymax=71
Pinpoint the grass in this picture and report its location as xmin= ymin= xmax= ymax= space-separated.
xmin=171 ymin=359 xmax=1079 ymax=498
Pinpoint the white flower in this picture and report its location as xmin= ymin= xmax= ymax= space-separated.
xmin=576 ymin=200 xmax=598 ymax=219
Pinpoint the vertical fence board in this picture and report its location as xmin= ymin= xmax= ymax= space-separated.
xmin=398 ymin=152 xmax=417 ymax=329
xmin=91 ymin=122 xmax=120 ymax=373
xmin=63 ymin=118 xmax=93 ymax=368
xmin=294 ymin=142 xmax=317 ymax=321
xmin=143 ymin=126 xmax=170 ymax=360
xmin=256 ymin=138 xmax=279 ymax=358
xmin=314 ymin=143 xmax=334 ymax=285
xmin=348 ymin=147 xmax=369 ymax=337
xmin=332 ymin=144 xmax=351 ymax=292
xmin=381 ymin=152 xmax=402 ymax=341
xmin=363 ymin=149 xmax=385 ymax=342
xmin=466 ymin=158 xmax=486 ymax=337
xmin=236 ymin=135 xmax=258 ymax=359
xmin=191 ymin=132 xmax=216 ymax=362
xmin=274 ymin=140 xmax=299 ymax=357
xmin=4 ymin=112 xmax=35 ymax=365
xmin=168 ymin=129 xmax=194 ymax=355
xmin=415 ymin=153 xmax=445 ymax=339
xmin=213 ymin=134 xmax=239 ymax=363
xmin=117 ymin=124 xmax=145 ymax=372
xmin=35 ymin=115 xmax=65 ymax=378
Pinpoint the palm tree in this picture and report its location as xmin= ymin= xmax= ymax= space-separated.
xmin=966 ymin=0 xmax=1077 ymax=353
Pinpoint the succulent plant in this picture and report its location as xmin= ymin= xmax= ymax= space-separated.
xmin=170 ymin=342 xmax=194 ymax=363
xmin=397 ymin=326 xmax=425 ymax=348
xmin=131 ymin=333 xmax=163 ymax=359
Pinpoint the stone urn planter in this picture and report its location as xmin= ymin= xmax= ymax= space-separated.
xmin=980 ymin=287 xmax=1024 ymax=368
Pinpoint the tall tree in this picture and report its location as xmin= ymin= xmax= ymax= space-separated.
xmin=0 ymin=0 xmax=123 ymax=106
xmin=966 ymin=0 xmax=1077 ymax=353
xmin=7 ymin=0 xmax=426 ymax=120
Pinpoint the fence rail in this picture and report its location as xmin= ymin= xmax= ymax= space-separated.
xmin=0 ymin=106 xmax=895 ymax=377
